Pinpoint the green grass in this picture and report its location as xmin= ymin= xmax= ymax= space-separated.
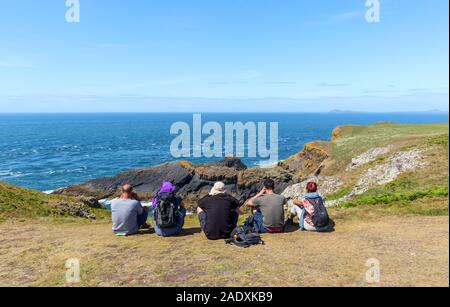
xmin=329 ymin=197 xmax=449 ymax=221
xmin=0 ymin=181 xmax=109 ymax=222
xmin=426 ymin=133 xmax=449 ymax=146
xmin=326 ymin=187 xmax=352 ymax=201
xmin=339 ymin=186 xmax=448 ymax=209
xmin=334 ymin=166 xmax=449 ymax=216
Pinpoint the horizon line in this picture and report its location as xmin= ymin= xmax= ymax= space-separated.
xmin=0 ymin=111 xmax=448 ymax=115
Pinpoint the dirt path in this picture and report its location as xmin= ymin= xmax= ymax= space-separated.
xmin=0 ymin=216 xmax=448 ymax=287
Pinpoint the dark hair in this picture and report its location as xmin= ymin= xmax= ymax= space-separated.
xmin=306 ymin=182 xmax=318 ymax=193
xmin=263 ymin=179 xmax=275 ymax=190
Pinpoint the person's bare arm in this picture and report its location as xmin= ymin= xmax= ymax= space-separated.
xmin=293 ymin=199 xmax=304 ymax=207
xmin=131 ymin=192 xmax=141 ymax=202
xmin=246 ymin=188 xmax=266 ymax=207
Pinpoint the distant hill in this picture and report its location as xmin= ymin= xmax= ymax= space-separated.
xmin=329 ymin=109 xmax=449 ymax=114
xmin=328 ymin=109 xmax=366 ymax=114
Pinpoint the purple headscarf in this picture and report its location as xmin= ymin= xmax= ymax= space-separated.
xmin=151 ymin=181 xmax=175 ymax=208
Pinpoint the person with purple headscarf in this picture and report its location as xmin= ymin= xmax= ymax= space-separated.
xmin=151 ymin=181 xmax=186 ymax=237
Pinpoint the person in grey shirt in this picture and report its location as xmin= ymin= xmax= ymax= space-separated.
xmin=246 ymin=179 xmax=286 ymax=233
xmin=111 ymin=184 xmax=149 ymax=235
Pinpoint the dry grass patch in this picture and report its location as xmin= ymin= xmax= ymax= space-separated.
xmin=0 ymin=215 xmax=448 ymax=287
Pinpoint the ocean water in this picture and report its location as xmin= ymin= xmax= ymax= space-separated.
xmin=0 ymin=113 xmax=448 ymax=192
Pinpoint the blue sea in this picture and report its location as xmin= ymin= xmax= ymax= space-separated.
xmin=0 ymin=113 xmax=448 ymax=192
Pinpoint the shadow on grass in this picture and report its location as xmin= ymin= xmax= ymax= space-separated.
xmin=179 ymin=227 xmax=202 ymax=236
xmin=283 ymin=221 xmax=336 ymax=233
xmin=284 ymin=222 xmax=301 ymax=233
xmin=134 ymin=227 xmax=202 ymax=237
xmin=135 ymin=228 xmax=155 ymax=236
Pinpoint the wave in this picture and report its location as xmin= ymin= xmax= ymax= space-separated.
xmin=0 ymin=170 xmax=30 ymax=178
xmin=45 ymin=167 xmax=88 ymax=175
xmin=255 ymin=160 xmax=279 ymax=168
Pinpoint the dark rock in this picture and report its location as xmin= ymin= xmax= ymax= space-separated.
xmin=52 ymin=201 xmax=96 ymax=219
xmin=76 ymin=196 xmax=102 ymax=209
xmin=54 ymin=143 xmax=331 ymax=211
xmin=54 ymin=161 xmax=195 ymax=200
xmin=208 ymin=157 xmax=248 ymax=170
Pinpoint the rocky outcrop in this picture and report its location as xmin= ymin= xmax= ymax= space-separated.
xmin=54 ymin=161 xmax=196 ymax=200
xmin=346 ymin=145 xmax=393 ymax=171
xmin=76 ymin=196 xmax=102 ymax=209
xmin=278 ymin=142 xmax=332 ymax=178
xmin=54 ymin=157 xmax=299 ymax=208
xmin=207 ymin=157 xmax=247 ymax=170
xmin=282 ymin=176 xmax=344 ymax=199
xmin=282 ymin=176 xmax=344 ymax=208
xmin=351 ymin=149 xmax=428 ymax=196
xmin=327 ymin=149 xmax=429 ymax=206
xmin=331 ymin=127 xmax=344 ymax=141
xmin=50 ymin=200 xmax=97 ymax=219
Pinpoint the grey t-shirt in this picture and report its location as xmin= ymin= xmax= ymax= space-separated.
xmin=111 ymin=198 xmax=143 ymax=235
xmin=253 ymin=194 xmax=286 ymax=228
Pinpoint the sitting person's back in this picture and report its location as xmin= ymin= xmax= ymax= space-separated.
xmin=246 ymin=179 xmax=286 ymax=233
xmin=197 ymin=182 xmax=240 ymax=240
xmin=152 ymin=181 xmax=187 ymax=237
xmin=111 ymin=184 xmax=148 ymax=235
xmin=289 ymin=181 xmax=333 ymax=232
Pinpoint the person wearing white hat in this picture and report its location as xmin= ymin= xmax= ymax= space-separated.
xmin=208 ymin=181 xmax=226 ymax=196
xmin=197 ymin=182 xmax=242 ymax=240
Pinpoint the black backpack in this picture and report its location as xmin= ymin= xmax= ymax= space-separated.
xmin=226 ymin=217 xmax=264 ymax=248
xmin=306 ymin=196 xmax=330 ymax=228
xmin=155 ymin=192 xmax=177 ymax=228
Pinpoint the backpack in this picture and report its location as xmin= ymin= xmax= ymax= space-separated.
xmin=244 ymin=215 xmax=260 ymax=233
xmin=226 ymin=216 xmax=264 ymax=248
xmin=306 ymin=196 xmax=330 ymax=228
xmin=155 ymin=192 xmax=177 ymax=228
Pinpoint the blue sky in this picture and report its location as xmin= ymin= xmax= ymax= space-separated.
xmin=0 ymin=0 xmax=448 ymax=112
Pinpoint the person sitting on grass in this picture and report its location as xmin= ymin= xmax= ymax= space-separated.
xmin=151 ymin=181 xmax=186 ymax=237
xmin=197 ymin=182 xmax=242 ymax=240
xmin=288 ymin=181 xmax=332 ymax=232
xmin=246 ymin=179 xmax=286 ymax=233
xmin=111 ymin=184 xmax=150 ymax=236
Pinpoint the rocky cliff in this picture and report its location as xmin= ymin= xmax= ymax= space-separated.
xmin=53 ymin=156 xmax=304 ymax=206
xmin=53 ymin=139 xmax=330 ymax=207
xmin=53 ymin=123 xmax=449 ymax=211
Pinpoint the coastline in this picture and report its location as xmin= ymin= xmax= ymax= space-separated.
xmin=2 ymin=113 xmax=448 ymax=192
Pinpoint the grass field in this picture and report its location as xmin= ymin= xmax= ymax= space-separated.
xmin=0 ymin=214 xmax=448 ymax=287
